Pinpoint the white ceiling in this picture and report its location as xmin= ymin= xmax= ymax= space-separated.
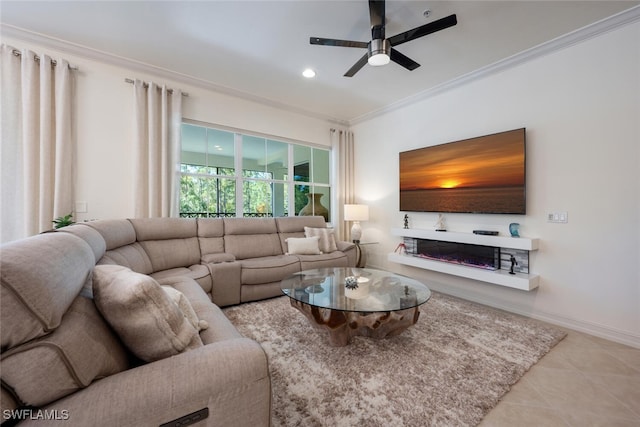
xmin=1 ymin=1 xmax=638 ymax=124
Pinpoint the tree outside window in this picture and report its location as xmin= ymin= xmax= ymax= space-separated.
xmin=180 ymin=123 xmax=331 ymax=220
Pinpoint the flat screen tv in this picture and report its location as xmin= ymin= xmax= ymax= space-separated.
xmin=399 ymin=128 xmax=526 ymax=214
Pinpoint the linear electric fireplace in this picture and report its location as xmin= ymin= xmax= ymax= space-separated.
xmin=413 ymin=239 xmax=500 ymax=270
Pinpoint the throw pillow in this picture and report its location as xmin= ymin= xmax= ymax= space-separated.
xmin=286 ymin=236 xmax=322 ymax=255
xmin=161 ymin=286 xmax=209 ymax=332
xmin=92 ymin=265 xmax=204 ymax=362
xmin=304 ymin=227 xmax=338 ymax=253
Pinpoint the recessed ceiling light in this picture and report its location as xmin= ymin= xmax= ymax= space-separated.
xmin=302 ymin=68 xmax=316 ymax=78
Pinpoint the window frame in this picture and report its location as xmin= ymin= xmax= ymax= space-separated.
xmin=180 ymin=120 xmax=332 ymax=220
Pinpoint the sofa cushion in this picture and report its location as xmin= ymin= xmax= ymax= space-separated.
xmin=0 ymin=232 xmax=95 ymax=351
xmin=164 ymin=276 xmax=243 ymax=344
xmin=129 ymin=218 xmax=201 ymax=272
xmin=84 ymin=219 xmax=137 ymax=250
xmin=92 ymin=265 xmax=203 ymax=362
xmin=161 ymin=286 xmax=209 ymax=332
xmin=1 ymin=295 xmax=130 ymax=407
xmin=225 ymin=234 xmax=283 ymax=260
xmin=240 ymin=256 xmax=300 ymax=285
xmin=150 ymin=264 xmax=212 ymax=295
xmin=59 ymin=224 xmax=107 ymax=262
xmin=304 ymin=227 xmax=338 ymax=253
xmin=98 ymin=242 xmax=154 ymax=274
xmin=286 ymin=236 xmax=321 ymax=255
xmin=197 ymin=218 xmax=225 ymax=259
xmin=297 ymin=251 xmax=350 ymax=271
xmin=275 ymin=216 xmax=326 ymax=253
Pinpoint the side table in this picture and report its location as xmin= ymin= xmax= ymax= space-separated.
xmin=353 ymin=241 xmax=378 ymax=268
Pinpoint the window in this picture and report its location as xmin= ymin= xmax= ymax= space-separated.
xmin=180 ymin=122 xmax=331 ymax=220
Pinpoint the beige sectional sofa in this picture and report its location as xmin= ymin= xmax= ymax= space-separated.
xmin=0 ymin=216 xmax=355 ymax=426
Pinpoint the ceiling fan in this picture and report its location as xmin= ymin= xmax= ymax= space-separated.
xmin=310 ymin=0 xmax=457 ymax=77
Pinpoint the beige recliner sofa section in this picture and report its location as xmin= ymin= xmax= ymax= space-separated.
xmin=1 ymin=216 xmax=355 ymax=426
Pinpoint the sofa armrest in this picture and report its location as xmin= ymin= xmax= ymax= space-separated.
xmin=336 ymin=241 xmax=355 ymax=252
xmin=336 ymin=241 xmax=357 ymax=266
xmin=27 ymin=338 xmax=270 ymax=427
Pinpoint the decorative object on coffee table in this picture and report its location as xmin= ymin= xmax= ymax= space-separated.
xmin=344 ymin=276 xmax=358 ymax=289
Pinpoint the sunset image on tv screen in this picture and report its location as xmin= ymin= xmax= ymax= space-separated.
xmin=399 ymin=128 xmax=526 ymax=214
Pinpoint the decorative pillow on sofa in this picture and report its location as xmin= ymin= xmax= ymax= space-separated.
xmin=92 ymin=265 xmax=204 ymax=362
xmin=286 ymin=236 xmax=322 ymax=255
xmin=304 ymin=227 xmax=338 ymax=253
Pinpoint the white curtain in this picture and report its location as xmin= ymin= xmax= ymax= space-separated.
xmin=331 ymin=129 xmax=355 ymax=241
xmin=133 ymin=80 xmax=182 ymax=218
xmin=1 ymin=45 xmax=74 ymax=243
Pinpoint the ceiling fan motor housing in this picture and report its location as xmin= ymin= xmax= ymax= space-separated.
xmin=368 ymin=39 xmax=391 ymax=66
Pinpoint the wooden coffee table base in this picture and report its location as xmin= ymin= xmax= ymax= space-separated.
xmin=289 ymin=299 xmax=421 ymax=347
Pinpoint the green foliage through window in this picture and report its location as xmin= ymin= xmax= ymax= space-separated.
xmin=180 ymin=123 xmax=331 ymax=220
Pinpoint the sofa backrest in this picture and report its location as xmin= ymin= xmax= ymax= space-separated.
xmin=59 ymin=224 xmax=107 ymax=262
xmin=129 ymin=218 xmax=201 ymax=273
xmin=0 ymin=231 xmax=130 ymax=410
xmin=223 ymin=218 xmax=283 ymax=260
xmin=85 ymin=219 xmax=154 ymax=274
xmin=275 ymin=216 xmax=326 ymax=253
xmin=196 ymin=218 xmax=226 ymax=259
xmin=0 ymin=232 xmax=95 ymax=351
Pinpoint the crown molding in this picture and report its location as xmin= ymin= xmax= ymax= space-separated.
xmin=3 ymin=4 xmax=638 ymax=129
xmin=348 ymin=5 xmax=640 ymax=126
xmin=0 ymin=23 xmax=350 ymax=127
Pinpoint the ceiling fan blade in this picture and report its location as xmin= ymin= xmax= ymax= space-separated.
xmin=390 ymin=48 xmax=420 ymax=71
xmin=310 ymin=37 xmax=368 ymax=48
xmin=388 ymin=14 xmax=457 ymax=47
xmin=344 ymin=54 xmax=369 ymax=77
xmin=369 ymin=0 xmax=385 ymax=40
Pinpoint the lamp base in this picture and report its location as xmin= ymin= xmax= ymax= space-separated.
xmin=350 ymin=221 xmax=362 ymax=242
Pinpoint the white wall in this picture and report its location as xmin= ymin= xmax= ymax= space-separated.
xmin=351 ymin=22 xmax=640 ymax=347
xmin=3 ymin=35 xmax=337 ymax=222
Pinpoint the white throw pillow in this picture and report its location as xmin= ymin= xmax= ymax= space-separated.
xmin=304 ymin=227 xmax=338 ymax=253
xmin=286 ymin=236 xmax=322 ymax=255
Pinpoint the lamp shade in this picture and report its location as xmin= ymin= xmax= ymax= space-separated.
xmin=344 ymin=204 xmax=369 ymax=222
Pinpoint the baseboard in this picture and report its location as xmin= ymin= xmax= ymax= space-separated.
xmin=427 ymin=283 xmax=640 ymax=349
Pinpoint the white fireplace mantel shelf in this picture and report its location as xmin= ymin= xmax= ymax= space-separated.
xmin=388 ymin=228 xmax=540 ymax=291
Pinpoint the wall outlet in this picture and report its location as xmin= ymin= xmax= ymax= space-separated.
xmin=547 ymin=211 xmax=568 ymax=223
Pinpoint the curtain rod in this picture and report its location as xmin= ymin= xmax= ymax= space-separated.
xmin=124 ymin=78 xmax=189 ymax=97
xmin=11 ymin=49 xmax=78 ymax=70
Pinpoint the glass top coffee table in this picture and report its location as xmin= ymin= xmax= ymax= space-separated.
xmin=280 ymin=267 xmax=431 ymax=346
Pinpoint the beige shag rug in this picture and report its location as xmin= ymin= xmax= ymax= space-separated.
xmin=223 ymin=292 xmax=566 ymax=427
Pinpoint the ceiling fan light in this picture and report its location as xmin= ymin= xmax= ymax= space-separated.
xmin=367 ymin=39 xmax=391 ymax=66
xmin=368 ymin=53 xmax=390 ymax=66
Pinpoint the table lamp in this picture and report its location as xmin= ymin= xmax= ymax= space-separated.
xmin=344 ymin=204 xmax=369 ymax=243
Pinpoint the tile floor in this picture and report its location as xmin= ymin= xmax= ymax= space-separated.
xmin=480 ymin=329 xmax=640 ymax=427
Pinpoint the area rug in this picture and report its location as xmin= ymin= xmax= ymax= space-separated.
xmin=223 ymin=292 xmax=566 ymax=427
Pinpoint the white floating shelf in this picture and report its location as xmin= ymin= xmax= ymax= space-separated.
xmin=389 ymin=227 xmax=540 ymax=291
xmin=388 ymin=253 xmax=539 ymax=291
xmin=391 ymin=228 xmax=539 ymax=251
